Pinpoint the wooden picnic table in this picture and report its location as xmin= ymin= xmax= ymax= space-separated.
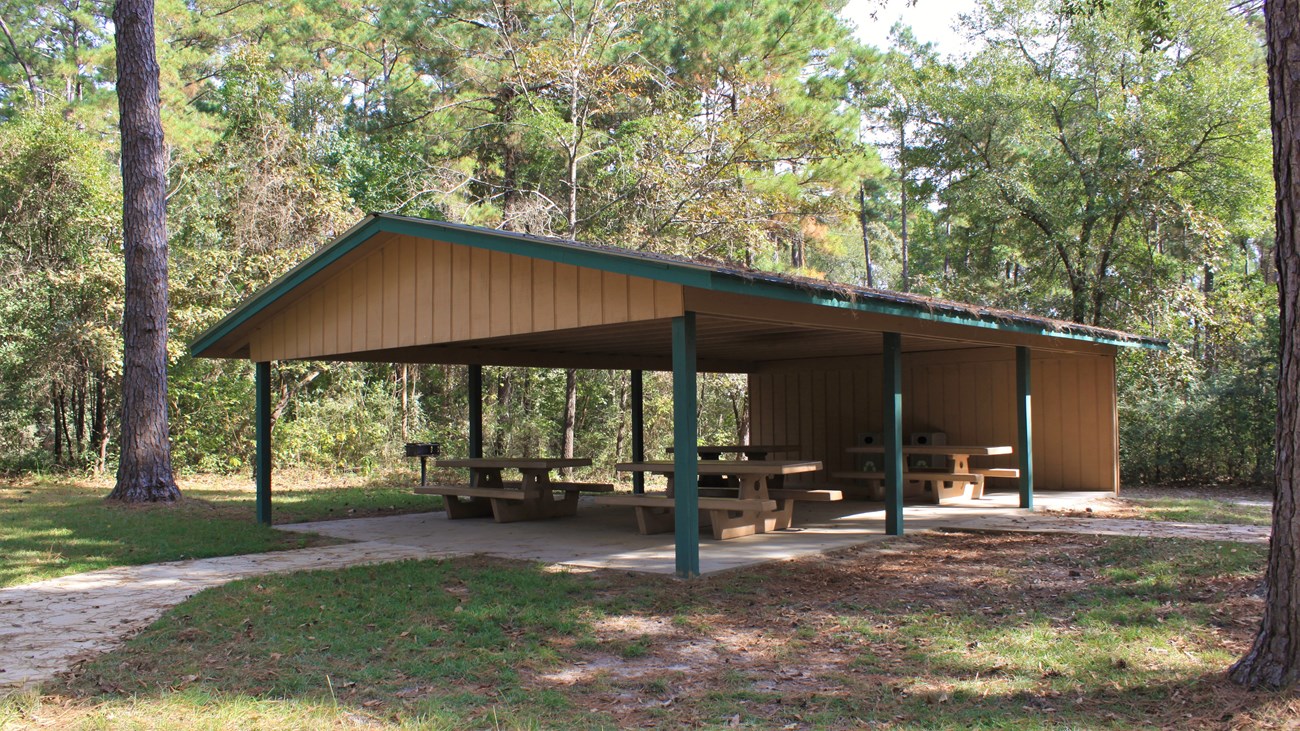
xmin=664 ymin=444 xmax=800 ymax=486
xmin=666 ymin=444 xmax=800 ymax=460
xmin=417 ymin=457 xmax=612 ymax=522
xmin=602 ymin=460 xmax=826 ymax=538
xmin=846 ymin=445 xmax=1012 ymax=473
xmin=841 ymin=445 xmax=1015 ymax=503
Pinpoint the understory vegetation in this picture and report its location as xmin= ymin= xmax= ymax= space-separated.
xmin=0 ymin=0 xmax=1277 ymax=486
xmin=2 ymin=534 xmax=1284 ymax=729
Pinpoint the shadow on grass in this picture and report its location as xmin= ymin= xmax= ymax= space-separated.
xmin=24 ymin=532 xmax=1280 ymax=729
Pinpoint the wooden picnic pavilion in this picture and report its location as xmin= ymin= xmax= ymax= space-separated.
xmin=191 ymin=214 xmax=1166 ymax=577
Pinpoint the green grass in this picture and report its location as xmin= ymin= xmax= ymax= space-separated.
xmin=0 ymin=475 xmax=442 ymax=588
xmin=7 ymin=533 xmax=1282 ymax=730
xmin=1119 ymin=496 xmax=1271 ymax=526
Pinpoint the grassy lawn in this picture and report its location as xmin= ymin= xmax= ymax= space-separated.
xmin=5 ymin=533 xmax=1290 ymax=730
xmin=0 ymin=473 xmax=442 ymax=588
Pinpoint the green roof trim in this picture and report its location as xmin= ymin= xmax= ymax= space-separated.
xmin=190 ymin=213 xmax=1168 ymax=358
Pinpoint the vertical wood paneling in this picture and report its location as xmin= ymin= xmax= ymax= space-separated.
xmin=578 ymin=268 xmax=604 ymax=327
xmin=272 ymin=306 xmax=286 ymax=360
xmin=1061 ymin=359 xmax=1082 ymax=487
xmin=1106 ymin=357 xmax=1120 ymax=492
xmin=363 ymin=252 xmax=380 ymax=351
xmin=629 ymin=277 xmax=656 ymax=320
xmin=321 ymin=277 xmax=338 ymax=355
xmin=794 ymin=373 xmax=806 ymax=457
xmin=812 ymin=371 xmax=826 ymax=465
xmin=416 ymin=239 xmax=434 ymax=344
xmin=382 ymin=241 xmax=400 ymax=347
xmin=434 ymin=242 xmax=452 ymax=342
xmin=603 ymin=272 xmax=630 ymax=323
xmin=488 ymin=251 xmax=512 ymax=337
xmin=1081 ymin=360 xmax=1103 ymax=489
xmin=309 ymin=288 xmax=324 ymax=356
xmin=450 ymin=245 xmax=470 ymax=341
xmin=555 ymin=263 xmax=580 ymax=328
xmin=337 ymin=267 xmax=354 ymax=353
xmin=772 ymin=373 xmax=787 ymax=447
xmin=532 ymin=260 xmax=555 ymax=331
xmin=836 ymin=369 xmax=853 ymax=478
xmin=511 ymin=257 xmax=533 ymax=333
xmin=250 ymin=234 xmax=686 ymax=364
xmin=750 ymin=351 xmax=1120 ymax=491
xmin=469 ymin=247 xmax=492 ymax=339
xmin=282 ymin=303 xmax=296 ymax=360
xmin=1035 ymin=359 xmax=1061 ymax=488
xmin=974 ymin=363 xmax=992 ymax=447
xmin=653 ymin=281 xmax=680 ymax=317
xmin=398 ymin=236 xmax=418 ymax=347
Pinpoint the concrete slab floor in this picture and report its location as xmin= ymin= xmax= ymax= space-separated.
xmin=277 ymin=489 xmax=1113 ymax=576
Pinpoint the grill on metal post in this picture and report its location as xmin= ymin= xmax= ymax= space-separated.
xmin=405 ymin=442 xmax=440 ymax=486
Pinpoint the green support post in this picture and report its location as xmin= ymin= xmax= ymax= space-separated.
xmin=631 ymin=369 xmax=645 ymax=494
xmin=1017 ymin=346 xmax=1034 ymax=510
xmin=255 ymin=361 xmax=272 ymax=526
xmin=883 ymin=332 xmax=904 ymax=536
xmin=672 ymin=313 xmax=700 ymax=578
xmin=468 ymin=364 xmax=483 ymax=458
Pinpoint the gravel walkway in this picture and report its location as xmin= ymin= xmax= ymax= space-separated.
xmin=0 ymin=541 xmax=450 ymax=692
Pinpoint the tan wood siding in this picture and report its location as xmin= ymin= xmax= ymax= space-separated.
xmin=750 ymin=348 xmax=1119 ymax=492
xmin=247 ymin=233 xmax=685 ymax=361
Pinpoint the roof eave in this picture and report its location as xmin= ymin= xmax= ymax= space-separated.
xmin=189 ymin=213 xmax=1169 ymax=359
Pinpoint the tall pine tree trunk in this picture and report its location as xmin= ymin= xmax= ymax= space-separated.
xmin=898 ymin=118 xmax=910 ymax=293
xmin=562 ymin=368 xmax=577 ymax=461
xmin=91 ymin=368 xmax=107 ymax=474
xmin=1230 ymin=0 xmax=1300 ymax=689
xmin=107 ymin=0 xmax=179 ymax=503
xmin=859 ymin=181 xmax=875 ymax=288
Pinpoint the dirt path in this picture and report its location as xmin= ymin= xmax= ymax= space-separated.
xmin=0 ymin=509 xmax=1270 ymax=695
xmin=942 ymin=513 xmax=1270 ymax=544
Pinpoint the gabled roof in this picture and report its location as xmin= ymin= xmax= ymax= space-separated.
xmin=190 ymin=213 xmax=1167 ymax=359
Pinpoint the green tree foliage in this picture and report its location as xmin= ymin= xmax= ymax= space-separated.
xmin=0 ymin=110 xmax=121 ymax=469
xmin=887 ymin=0 xmax=1275 ymax=485
xmin=915 ymin=0 xmax=1270 ymax=326
xmin=0 ymin=0 xmax=1276 ymax=485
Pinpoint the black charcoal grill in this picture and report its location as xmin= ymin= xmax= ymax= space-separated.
xmin=405 ymin=442 xmax=440 ymax=486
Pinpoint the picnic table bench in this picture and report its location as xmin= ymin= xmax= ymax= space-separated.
xmin=600 ymin=460 xmax=828 ymax=539
xmin=418 ymin=458 xmax=613 ymax=522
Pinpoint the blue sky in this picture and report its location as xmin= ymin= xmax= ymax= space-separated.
xmin=840 ymin=0 xmax=980 ymax=55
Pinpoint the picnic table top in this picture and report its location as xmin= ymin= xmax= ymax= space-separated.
xmin=845 ymin=445 xmax=1013 ymax=456
xmin=436 ymin=457 xmax=593 ymax=470
xmin=666 ymin=444 xmax=799 ymax=454
xmin=615 ymin=460 xmax=823 ymax=475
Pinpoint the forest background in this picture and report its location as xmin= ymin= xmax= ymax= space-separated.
xmin=0 ymin=0 xmax=1277 ymax=485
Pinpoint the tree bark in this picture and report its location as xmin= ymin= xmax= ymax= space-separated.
xmin=91 ymin=368 xmax=107 ymax=474
xmin=859 ymin=181 xmax=875 ymax=288
xmin=52 ymin=389 xmax=63 ymax=464
xmin=562 ymin=368 xmax=577 ymax=460
xmin=399 ymin=364 xmax=409 ymax=440
xmin=898 ymin=118 xmax=910 ymax=293
xmin=74 ymin=376 xmax=85 ymax=458
xmin=1230 ymin=0 xmax=1300 ymax=689
xmin=107 ymin=0 xmax=179 ymax=503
